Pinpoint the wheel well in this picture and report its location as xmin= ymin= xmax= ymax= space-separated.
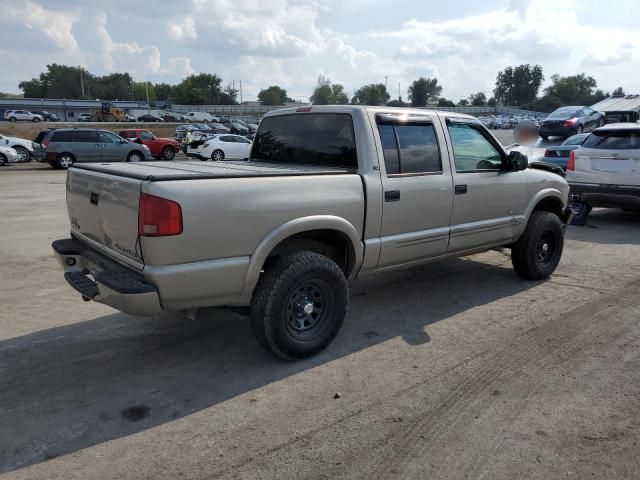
xmin=265 ymin=230 xmax=356 ymax=277
xmin=57 ymin=152 xmax=75 ymax=160
xmin=533 ymin=196 xmax=563 ymax=218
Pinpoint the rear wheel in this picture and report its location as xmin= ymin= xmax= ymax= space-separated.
xmin=161 ymin=146 xmax=175 ymax=160
xmin=511 ymin=211 xmax=564 ymax=280
xmin=127 ymin=151 xmax=144 ymax=163
xmin=250 ymin=251 xmax=348 ymax=360
xmin=0 ymin=153 xmax=6 ymax=166
xmin=56 ymin=153 xmax=75 ymax=169
xmin=9 ymin=117 xmax=16 ymax=122
xmin=211 ymin=149 xmax=225 ymax=161
xmin=12 ymin=146 xmax=29 ymax=162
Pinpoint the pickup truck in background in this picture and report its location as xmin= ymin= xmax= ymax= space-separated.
xmin=53 ymin=106 xmax=571 ymax=360
xmin=119 ymin=129 xmax=181 ymax=160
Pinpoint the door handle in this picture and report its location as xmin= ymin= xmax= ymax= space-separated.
xmin=385 ymin=190 xmax=401 ymax=202
xmin=455 ymin=184 xmax=467 ymax=195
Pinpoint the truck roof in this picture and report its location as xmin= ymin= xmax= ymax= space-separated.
xmin=261 ymin=104 xmax=478 ymax=121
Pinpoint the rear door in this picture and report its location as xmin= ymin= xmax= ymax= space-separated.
xmin=374 ymin=113 xmax=454 ymax=268
xmin=99 ymin=131 xmax=128 ymax=161
xmin=572 ymin=128 xmax=640 ymax=186
xmin=66 ymin=168 xmax=144 ymax=267
xmin=72 ymin=130 xmax=100 ymax=162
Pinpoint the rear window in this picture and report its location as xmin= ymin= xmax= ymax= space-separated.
xmin=250 ymin=113 xmax=357 ymax=168
xmin=51 ymin=131 xmax=73 ymax=142
xmin=582 ymin=130 xmax=640 ymax=150
xmin=547 ymin=108 xmax=580 ymax=119
xmin=34 ymin=131 xmax=49 ymax=143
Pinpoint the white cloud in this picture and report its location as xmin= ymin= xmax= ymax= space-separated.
xmin=168 ymin=17 xmax=197 ymax=41
xmin=165 ymin=57 xmax=195 ymax=77
xmin=7 ymin=1 xmax=79 ymax=51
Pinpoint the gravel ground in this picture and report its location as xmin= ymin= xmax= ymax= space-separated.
xmin=0 ymin=143 xmax=639 ymax=479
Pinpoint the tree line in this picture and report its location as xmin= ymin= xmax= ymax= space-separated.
xmin=12 ymin=63 xmax=623 ymax=112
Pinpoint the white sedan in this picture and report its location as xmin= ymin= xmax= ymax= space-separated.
xmin=0 ymin=145 xmax=19 ymax=166
xmin=189 ymin=134 xmax=252 ymax=161
xmin=0 ymin=133 xmax=35 ymax=162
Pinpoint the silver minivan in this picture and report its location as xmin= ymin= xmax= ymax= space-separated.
xmin=39 ymin=128 xmax=151 ymax=169
xmin=567 ymin=123 xmax=640 ymax=210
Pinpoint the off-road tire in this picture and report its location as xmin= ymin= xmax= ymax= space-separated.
xmin=511 ymin=211 xmax=564 ymax=280
xmin=250 ymin=251 xmax=348 ymax=361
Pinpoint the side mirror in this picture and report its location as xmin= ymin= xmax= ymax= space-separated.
xmin=507 ymin=151 xmax=528 ymax=171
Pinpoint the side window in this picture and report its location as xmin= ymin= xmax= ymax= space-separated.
xmin=99 ymin=131 xmax=120 ymax=143
xmin=447 ymin=123 xmax=503 ymax=172
xmin=377 ymin=122 xmax=441 ymax=175
xmin=220 ymin=136 xmax=233 ymax=142
xmin=73 ymin=131 xmax=97 ymax=143
xmin=236 ymin=137 xmax=251 ymax=144
xmin=51 ymin=131 xmax=73 ymax=142
xmin=140 ymin=131 xmax=153 ymax=140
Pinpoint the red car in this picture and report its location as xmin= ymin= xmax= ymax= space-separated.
xmin=119 ymin=129 xmax=180 ymax=160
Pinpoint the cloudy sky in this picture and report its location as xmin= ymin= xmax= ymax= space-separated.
xmin=2 ymin=0 xmax=639 ymax=101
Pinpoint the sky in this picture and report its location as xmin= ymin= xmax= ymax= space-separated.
xmin=1 ymin=0 xmax=639 ymax=102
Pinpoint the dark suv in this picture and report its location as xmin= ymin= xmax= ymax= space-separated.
xmin=31 ymin=110 xmax=59 ymax=122
xmin=36 ymin=128 xmax=150 ymax=169
xmin=539 ymin=106 xmax=604 ymax=139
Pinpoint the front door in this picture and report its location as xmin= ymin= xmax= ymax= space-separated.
xmin=375 ymin=113 xmax=454 ymax=268
xmin=445 ymin=121 xmax=526 ymax=252
xmin=98 ymin=131 xmax=127 ymax=161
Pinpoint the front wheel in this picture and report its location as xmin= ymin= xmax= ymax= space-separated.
xmin=250 ymin=251 xmax=349 ymax=360
xmin=511 ymin=211 xmax=564 ymax=280
xmin=33 ymin=117 xmax=40 ymax=122
xmin=0 ymin=153 xmax=6 ymax=166
xmin=211 ymin=149 xmax=225 ymax=161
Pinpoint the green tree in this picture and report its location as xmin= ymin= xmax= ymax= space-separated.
xmin=173 ymin=73 xmax=223 ymax=104
xmin=407 ymin=77 xmax=442 ymax=107
xmin=0 ymin=92 xmax=23 ymax=98
xmin=310 ymin=76 xmax=349 ymax=104
xmin=19 ymin=64 xmax=94 ymax=99
xmin=612 ymin=86 xmax=625 ymax=96
xmin=494 ymin=64 xmax=544 ymax=106
xmin=94 ymin=72 xmax=133 ymax=100
xmin=220 ymin=85 xmax=239 ymax=105
xmin=469 ymin=92 xmax=487 ymax=106
xmin=351 ymin=84 xmax=389 ymax=105
xmin=154 ymin=82 xmax=174 ymax=102
xmin=386 ymin=99 xmax=408 ymax=107
xmin=132 ymin=81 xmax=156 ymax=103
xmin=437 ymin=98 xmax=456 ymax=107
xmin=487 ymin=97 xmax=497 ymax=107
xmin=258 ymin=85 xmax=290 ymax=105
xmin=457 ymin=99 xmax=469 ymax=106
xmin=535 ymin=73 xmax=607 ymax=111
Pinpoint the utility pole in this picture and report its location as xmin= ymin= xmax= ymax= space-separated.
xmin=384 ymin=76 xmax=388 ymax=90
xmin=145 ymin=82 xmax=151 ymax=117
xmin=239 ymin=80 xmax=243 ymax=103
xmin=398 ymin=82 xmax=401 ymax=101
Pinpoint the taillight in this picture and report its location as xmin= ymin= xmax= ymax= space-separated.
xmin=563 ymin=118 xmax=577 ymax=128
xmin=567 ymin=150 xmax=575 ymax=171
xmin=42 ymin=139 xmax=49 ymax=148
xmin=138 ymin=193 xmax=182 ymax=237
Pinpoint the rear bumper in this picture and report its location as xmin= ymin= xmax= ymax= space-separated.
xmin=539 ymin=126 xmax=576 ymax=137
xmin=569 ymin=183 xmax=640 ymax=210
xmin=52 ymin=238 xmax=162 ymax=316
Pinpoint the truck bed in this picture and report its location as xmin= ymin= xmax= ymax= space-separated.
xmin=71 ymin=161 xmax=357 ymax=181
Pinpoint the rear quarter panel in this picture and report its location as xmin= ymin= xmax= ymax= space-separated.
xmin=140 ymin=174 xmax=365 ymax=266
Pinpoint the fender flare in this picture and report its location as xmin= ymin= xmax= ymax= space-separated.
xmin=524 ymin=188 xmax=566 ymax=219
xmin=238 ymin=215 xmax=364 ymax=304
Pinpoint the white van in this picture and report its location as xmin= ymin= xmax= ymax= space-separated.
xmin=184 ymin=112 xmax=219 ymax=124
xmin=567 ymin=123 xmax=640 ymax=211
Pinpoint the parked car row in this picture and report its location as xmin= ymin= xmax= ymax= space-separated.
xmin=479 ymin=114 xmax=544 ymax=130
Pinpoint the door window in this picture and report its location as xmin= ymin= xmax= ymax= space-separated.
xmin=377 ymin=122 xmax=441 ymax=175
xmin=99 ymin=131 xmax=122 ymax=143
xmin=140 ymin=131 xmax=154 ymax=140
xmin=447 ymin=123 xmax=503 ymax=171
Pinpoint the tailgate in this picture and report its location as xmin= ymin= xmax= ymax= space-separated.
xmin=573 ymin=147 xmax=640 ymax=186
xmin=66 ymin=168 xmax=144 ymax=268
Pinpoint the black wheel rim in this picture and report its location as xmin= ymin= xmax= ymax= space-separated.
xmin=536 ymin=230 xmax=556 ymax=266
xmin=285 ymin=279 xmax=334 ymax=341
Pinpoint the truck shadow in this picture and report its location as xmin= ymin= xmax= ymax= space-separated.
xmin=567 ymin=208 xmax=640 ymax=246
xmin=0 ymin=254 xmax=534 ymax=473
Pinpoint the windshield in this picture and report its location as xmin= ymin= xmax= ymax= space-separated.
xmin=250 ymin=113 xmax=357 ymax=168
xmin=562 ymin=134 xmax=589 ymax=146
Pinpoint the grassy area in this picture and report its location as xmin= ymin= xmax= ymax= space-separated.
xmin=0 ymin=122 xmax=180 ymax=141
